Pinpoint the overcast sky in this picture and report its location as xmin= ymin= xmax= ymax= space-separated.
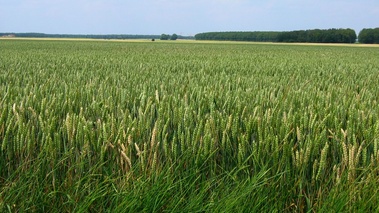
xmin=0 ymin=0 xmax=378 ymax=35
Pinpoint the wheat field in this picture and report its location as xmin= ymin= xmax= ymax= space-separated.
xmin=1 ymin=39 xmax=379 ymax=212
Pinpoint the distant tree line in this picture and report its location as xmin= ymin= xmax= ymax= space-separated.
xmin=358 ymin=28 xmax=379 ymax=44
xmin=5 ymin=29 xmax=379 ymax=43
xmin=277 ymin=29 xmax=356 ymax=43
xmin=195 ymin=31 xmax=280 ymax=42
xmin=0 ymin=33 xmax=194 ymax=40
xmin=195 ymin=29 xmax=358 ymax=43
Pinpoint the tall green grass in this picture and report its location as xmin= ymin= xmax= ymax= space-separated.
xmin=1 ymin=40 xmax=379 ymax=212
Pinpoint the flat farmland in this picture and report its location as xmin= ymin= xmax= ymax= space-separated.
xmin=1 ymin=39 xmax=379 ymax=212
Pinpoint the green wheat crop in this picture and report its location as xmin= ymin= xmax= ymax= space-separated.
xmin=1 ymin=39 xmax=379 ymax=212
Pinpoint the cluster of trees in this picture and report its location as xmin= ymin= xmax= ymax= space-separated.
xmin=0 ymin=33 xmax=194 ymax=40
xmin=195 ymin=32 xmax=280 ymax=42
xmin=358 ymin=28 xmax=379 ymax=44
xmin=277 ymin=28 xmax=356 ymax=43
xmin=195 ymin=29 xmax=358 ymax=43
xmin=160 ymin=33 xmax=178 ymax=40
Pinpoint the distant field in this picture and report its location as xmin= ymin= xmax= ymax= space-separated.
xmin=1 ymin=40 xmax=379 ymax=212
xmin=2 ymin=36 xmax=379 ymax=47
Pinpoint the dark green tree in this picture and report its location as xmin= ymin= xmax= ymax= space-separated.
xmin=195 ymin=31 xmax=280 ymax=42
xmin=358 ymin=28 xmax=379 ymax=44
xmin=170 ymin=34 xmax=178 ymax=40
xmin=160 ymin=34 xmax=170 ymax=40
xmin=277 ymin=28 xmax=356 ymax=43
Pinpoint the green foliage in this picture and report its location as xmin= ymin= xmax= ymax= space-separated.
xmin=277 ymin=28 xmax=357 ymax=43
xmin=160 ymin=34 xmax=170 ymax=40
xmin=195 ymin=29 xmax=357 ymax=43
xmin=195 ymin=31 xmax=280 ymax=42
xmin=358 ymin=28 xmax=379 ymax=44
xmin=1 ymin=40 xmax=379 ymax=212
xmin=170 ymin=33 xmax=178 ymax=40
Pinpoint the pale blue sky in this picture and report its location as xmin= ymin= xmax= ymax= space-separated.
xmin=0 ymin=0 xmax=378 ymax=35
